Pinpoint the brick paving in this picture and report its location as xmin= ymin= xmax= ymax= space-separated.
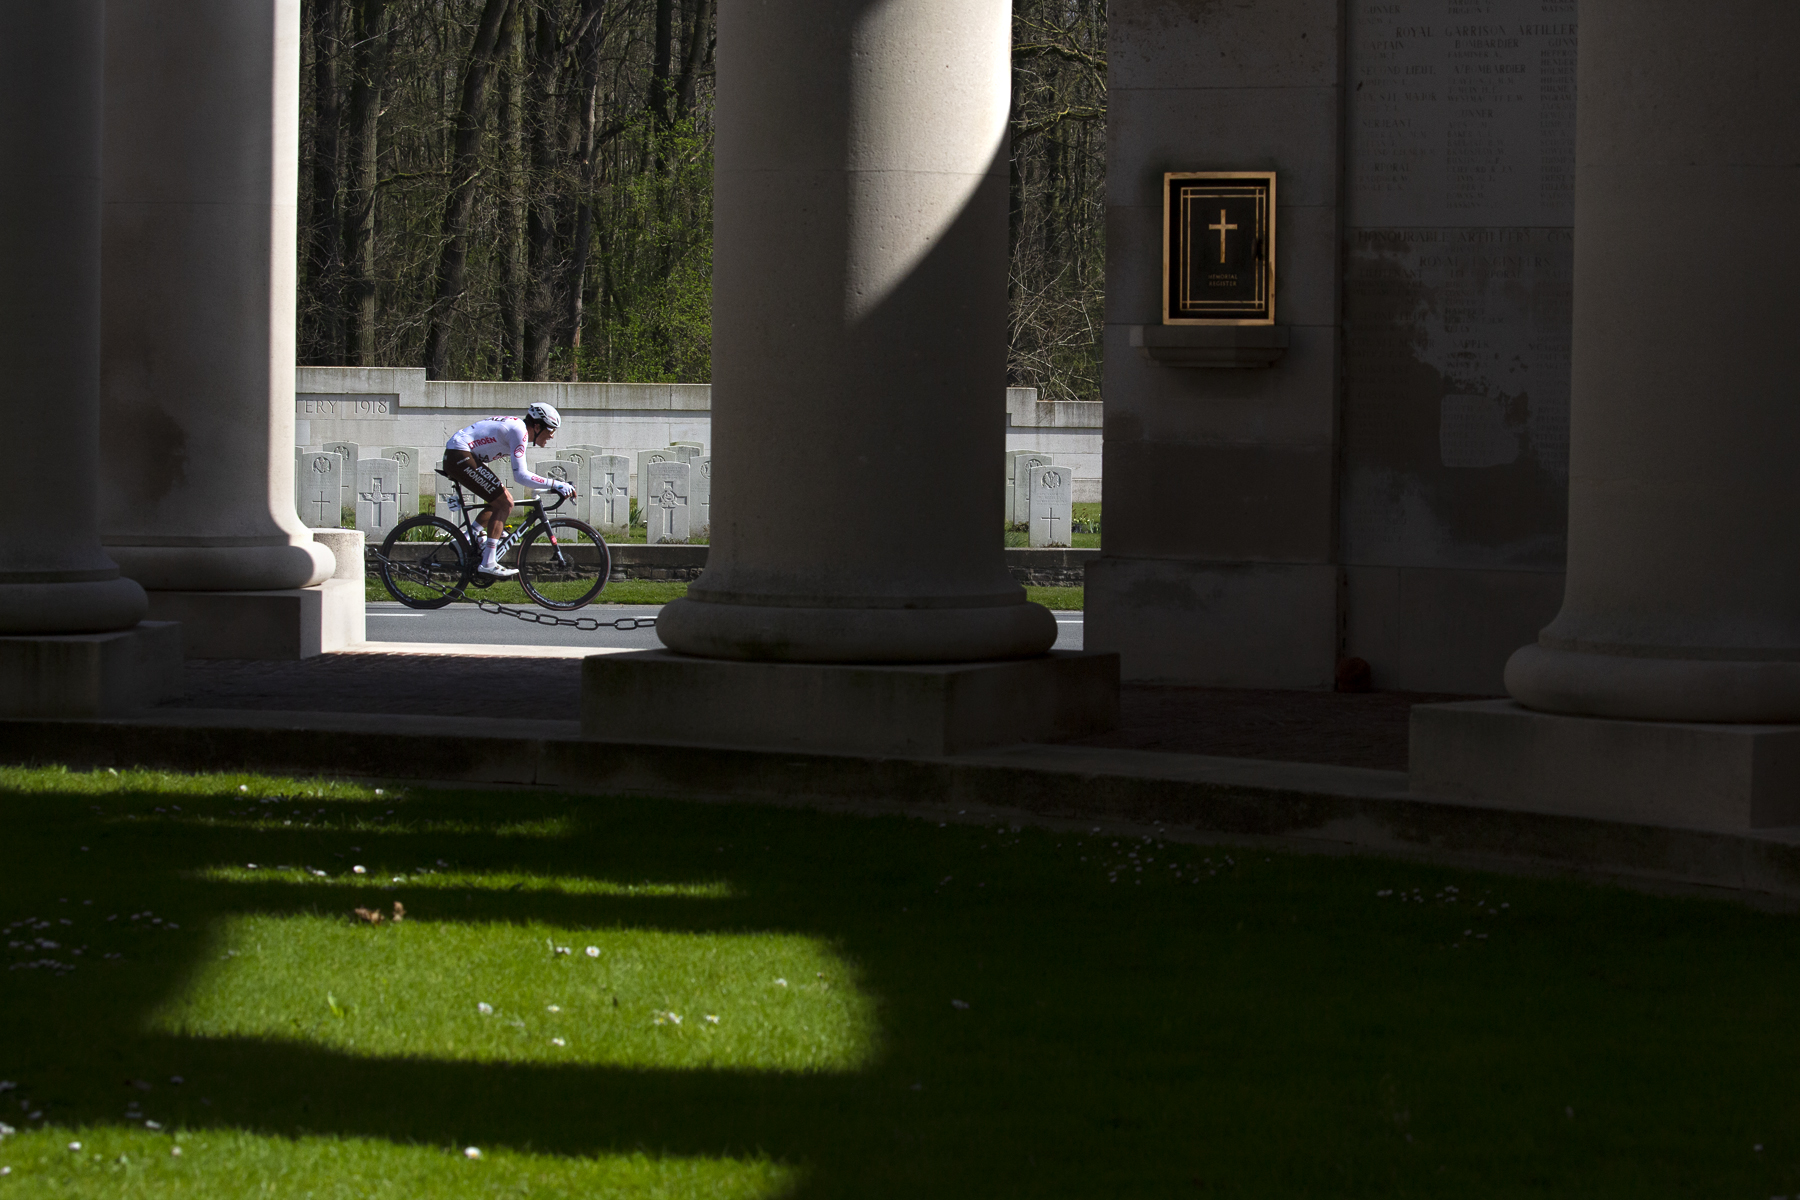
xmin=158 ymin=654 xmax=1486 ymax=770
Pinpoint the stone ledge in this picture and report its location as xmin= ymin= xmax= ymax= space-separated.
xmin=0 ymin=622 xmax=183 ymax=718
xmin=1130 ymin=324 xmax=1290 ymax=368
xmin=9 ymin=708 xmax=1800 ymax=898
xmin=582 ymin=649 xmax=1121 ymax=756
xmin=1412 ymin=699 xmax=1800 ymax=831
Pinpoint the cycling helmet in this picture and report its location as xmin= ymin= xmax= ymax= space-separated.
xmin=525 ymin=401 xmax=562 ymax=432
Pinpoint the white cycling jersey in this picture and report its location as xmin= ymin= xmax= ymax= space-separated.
xmin=446 ymin=417 xmax=559 ymax=491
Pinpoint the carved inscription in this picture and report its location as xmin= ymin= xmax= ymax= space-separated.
xmin=1350 ymin=0 xmax=1576 ymax=226
xmin=296 ymin=394 xmax=396 ymax=417
xmin=1342 ymin=0 xmax=1575 ymax=570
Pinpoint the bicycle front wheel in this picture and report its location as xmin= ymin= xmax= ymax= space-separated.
xmin=517 ymin=518 xmax=610 ymax=610
xmin=379 ymin=516 xmax=474 ymax=609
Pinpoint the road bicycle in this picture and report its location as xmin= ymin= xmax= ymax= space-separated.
xmin=376 ymin=471 xmax=611 ymax=611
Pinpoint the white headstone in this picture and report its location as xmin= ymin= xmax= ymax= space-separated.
xmin=376 ymin=445 xmax=419 ymax=518
xmin=355 ymin=457 xmax=406 ymax=541
xmin=693 ymin=455 xmax=712 ymax=539
xmin=636 ymin=448 xmax=675 ymax=518
xmin=553 ymin=448 xmax=596 ymax=523
xmin=644 ymin=460 xmax=691 ymax=544
xmin=1010 ymin=452 xmax=1052 ymax=527
xmin=589 ymin=454 xmax=631 ymax=535
xmin=322 ymin=441 xmax=359 ymax=511
xmin=1028 ymin=464 xmax=1074 ymax=548
xmin=669 ymin=445 xmax=701 ymax=467
xmin=671 ymin=440 xmax=705 ymax=453
xmin=380 ymin=445 xmax=423 ymax=513
xmin=533 ymin=457 xmax=581 ymax=519
xmin=295 ymin=450 xmax=343 ymax=528
xmin=433 ymin=470 xmax=461 ymax=522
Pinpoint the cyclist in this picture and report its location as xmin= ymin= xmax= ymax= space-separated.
xmin=442 ymin=402 xmax=575 ymax=579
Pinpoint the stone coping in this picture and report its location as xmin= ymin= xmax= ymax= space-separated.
xmin=6 ymin=708 xmax=1800 ymax=900
xmin=295 ymin=369 xmax=1104 ymax=427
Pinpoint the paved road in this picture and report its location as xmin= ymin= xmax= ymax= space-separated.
xmin=367 ymin=601 xmax=1086 ymax=651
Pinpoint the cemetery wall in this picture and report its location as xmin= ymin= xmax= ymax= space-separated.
xmin=1090 ymin=0 xmax=1572 ymax=694
xmin=296 ymin=368 xmax=1102 ymax=502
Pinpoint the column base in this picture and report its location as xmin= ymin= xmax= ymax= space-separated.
xmin=0 ymin=621 xmax=182 ymax=717
xmin=582 ymin=649 xmax=1120 ymax=756
xmin=656 ymin=597 xmax=1057 ymax=663
xmin=1411 ymin=699 xmax=1800 ymax=831
xmin=145 ymin=580 xmax=365 ymax=660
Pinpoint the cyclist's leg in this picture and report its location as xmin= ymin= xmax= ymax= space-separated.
xmin=444 ymin=451 xmax=514 ymax=575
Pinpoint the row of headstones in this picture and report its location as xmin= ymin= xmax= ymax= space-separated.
xmin=1006 ymin=451 xmax=1074 ymax=548
xmin=294 ymin=441 xmax=711 ymax=543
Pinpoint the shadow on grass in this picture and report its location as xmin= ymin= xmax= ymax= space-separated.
xmin=6 ymin=776 xmax=1800 ymax=1197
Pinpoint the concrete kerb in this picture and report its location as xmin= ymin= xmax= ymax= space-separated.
xmin=7 ymin=710 xmax=1800 ymax=901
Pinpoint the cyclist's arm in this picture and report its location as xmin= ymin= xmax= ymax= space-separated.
xmin=504 ymin=427 xmax=571 ymax=494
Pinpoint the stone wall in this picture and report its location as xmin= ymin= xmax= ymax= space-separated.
xmin=297 ymin=367 xmax=1104 ymax=503
xmin=373 ymin=543 xmax=1091 ymax=588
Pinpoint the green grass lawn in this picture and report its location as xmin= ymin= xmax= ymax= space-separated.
xmin=3 ymin=766 xmax=1799 ymax=1197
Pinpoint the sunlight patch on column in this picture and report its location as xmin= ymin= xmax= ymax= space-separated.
xmin=150 ymin=915 xmax=876 ymax=1072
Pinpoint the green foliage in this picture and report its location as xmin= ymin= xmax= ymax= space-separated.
xmin=568 ymin=121 xmax=714 ymax=385
xmin=6 ymin=765 xmax=1800 ymax=1196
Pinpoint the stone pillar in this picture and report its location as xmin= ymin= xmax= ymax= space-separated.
xmin=0 ymin=0 xmax=147 ymax=635
xmin=656 ymin=0 xmax=1055 ymax=663
xmin=1503 ymin=0 xmax=1800 ymax=723
xmin=99 ymin=0 xmax=334 ymax=599
xmin=0 ymin=0 xmax=181 ymax=715
xmin=1410 ymin=0 xmax=1800 ymax=830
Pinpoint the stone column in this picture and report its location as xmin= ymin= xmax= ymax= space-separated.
xmin=0 ymin=0 xmax=148 ymax=636
xmin=1504 ymin=0 xmax=1800 ymax=723
xmin=656 ymin=0 xmax=1055 ymax=663
xmin=99 ymin=0 xmax=334 ymax=595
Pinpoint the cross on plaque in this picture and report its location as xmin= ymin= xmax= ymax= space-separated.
xmin=1209 ymin=208 xmax=1238 ymax=262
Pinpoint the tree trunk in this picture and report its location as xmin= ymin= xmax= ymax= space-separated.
xmin=497 ymin=1 xmax=525 ymax=380
xmin=562 ymin=0 xmax=605 ymax=379
xmin=650 ymin=0 xmax=674 ymax=125
xmin=305 ymin=0 xmax=345 ymax=364
xmin=343 ymin=0 xmax=391 ymax=366
xmin=673 ymin=0 xmax=714 ymax=121
xmin=424 ymin=0 xmax=515 ymax=381
xmin=522 ymin=1 xmax=565 ymax=381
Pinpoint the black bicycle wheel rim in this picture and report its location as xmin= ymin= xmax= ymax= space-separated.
xmin=517 ymin=518 xmax=609 ymax=610
xmin=379 ymin=516 xmax=473 ymax=609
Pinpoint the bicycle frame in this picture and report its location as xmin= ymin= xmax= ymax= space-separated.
xmin=440 ymin=476 xmax=569 ymax=558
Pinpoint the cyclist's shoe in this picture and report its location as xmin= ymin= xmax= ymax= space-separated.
xmin=476 ymin=563 xmax=518 ymax=580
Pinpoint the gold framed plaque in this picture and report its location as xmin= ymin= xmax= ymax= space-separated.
xmin=1162 ymin=171 xmax=1276 ymax=325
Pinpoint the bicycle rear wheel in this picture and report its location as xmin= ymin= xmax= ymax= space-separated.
xmin=517 ymin=518 xmax=610 ymax=610
xmin=379 ymin=516 xmax=474 ymax=609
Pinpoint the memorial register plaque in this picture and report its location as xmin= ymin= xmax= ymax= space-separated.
xmin=1340 ymin=0 xmax=1576 ymax=572
xmin=1163 ymin=172 xmax=1276 ymax=324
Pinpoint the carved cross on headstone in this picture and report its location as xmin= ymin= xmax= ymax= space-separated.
xmin=1038 ymin=470 xmax=1063 ymax=543
xmin=359 ymin=474 xmax=397 ymax=527
xmin=658 ymin=479 xmax=686 ymax=538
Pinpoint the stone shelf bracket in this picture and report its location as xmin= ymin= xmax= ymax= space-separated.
xmin=1129 ymin=324 xmax=1289 ymax=368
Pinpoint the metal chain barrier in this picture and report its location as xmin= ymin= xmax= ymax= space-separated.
xmin=372 ymin=547 xmax=656 ymax=632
